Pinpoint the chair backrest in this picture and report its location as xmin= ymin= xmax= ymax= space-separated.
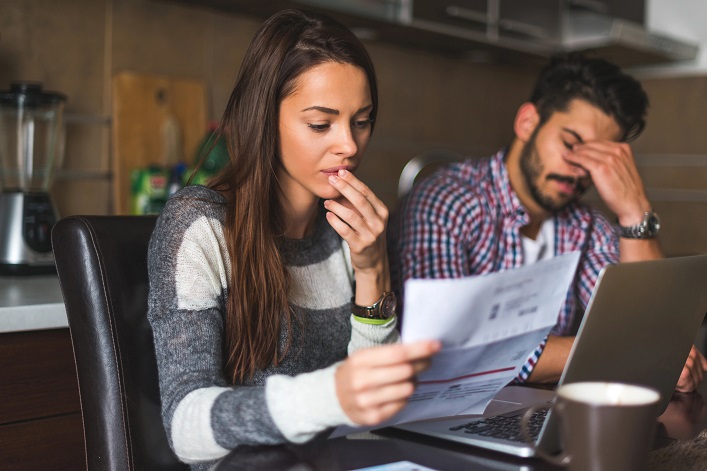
xmin=397 ymin=148 xmax=465 ymax=198
xmin=52 ymin=215 xmax=188 ymax=471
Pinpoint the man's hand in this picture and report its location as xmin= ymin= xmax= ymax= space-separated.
xmin=675 ymin=345 xmax=707 ymax=393
xmin=563 ymin=141 xmax=650 ymax=226
xmin=563 ymin=140 xmax=663 ymax=262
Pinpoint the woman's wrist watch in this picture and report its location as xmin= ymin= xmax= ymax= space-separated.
xmin=352 ymin=291 xmax=397 ymax=319
xmin=617 ymin=211 xmax=661 ymax=239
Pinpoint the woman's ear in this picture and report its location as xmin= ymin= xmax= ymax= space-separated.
xmin=514 ymin=103 xmax=540 ymax=143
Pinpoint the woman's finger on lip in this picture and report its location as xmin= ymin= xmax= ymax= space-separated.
xmin=325 ymin=199 xmax=368 ymax=231
xmin=325 ymin=210 xmax=355 ymax=235
xmin=328 ymin=174 xmax=374 ymax=210
xmin=335 ymin=169 xmax=389 ymax=217
xmin=322 ymin=166 xmax=355 ymax=178
xmin=327 ymin=198 xmax=362 ymax=219
xmin=327 ymin=168 xmax=388 ymax=223
xmin=334 ymin=168 xmax=369 ymax=191
xmin=332 ymin=196 xmax=353 ymax=208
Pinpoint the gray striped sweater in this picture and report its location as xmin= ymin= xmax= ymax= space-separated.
xmin=147 ymin=185 xmax=398 ymax=467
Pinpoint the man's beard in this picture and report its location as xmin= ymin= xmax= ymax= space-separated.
xmin=519 ymin=130 xmax=588 ymax=212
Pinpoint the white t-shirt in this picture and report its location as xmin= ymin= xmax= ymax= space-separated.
xmin=521 ymin=218 xmax=555 ymax=265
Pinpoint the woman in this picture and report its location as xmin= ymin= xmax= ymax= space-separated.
xmin=147 ymin=8 xmax=440 ymax=467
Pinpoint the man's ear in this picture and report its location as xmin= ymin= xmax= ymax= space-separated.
xmin=514 ymin=102 xmax=540 ymax=143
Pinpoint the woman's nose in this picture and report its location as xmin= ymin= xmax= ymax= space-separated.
xmin=333 ymin=126 xmax=358 ymax=157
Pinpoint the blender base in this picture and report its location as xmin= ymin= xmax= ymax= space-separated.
xmin=0 ymin=192 xmax=58 ymax=275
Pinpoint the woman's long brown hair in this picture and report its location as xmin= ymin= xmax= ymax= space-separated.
xmin=207 ymin=9 xmax=378 ymax=383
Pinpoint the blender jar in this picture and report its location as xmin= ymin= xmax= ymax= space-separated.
xmin=0 ymin=82 xmax=66 ymax=192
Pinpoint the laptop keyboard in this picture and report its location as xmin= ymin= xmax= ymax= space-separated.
xmin=448 ymin=408 xmax=548 ymax=442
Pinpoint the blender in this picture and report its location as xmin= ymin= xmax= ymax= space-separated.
xmin=0 ymin=82 xmax=66 ymax=275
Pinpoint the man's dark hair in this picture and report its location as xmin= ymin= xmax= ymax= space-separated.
xmin=529 ymin=53 xmax=649 ymax=142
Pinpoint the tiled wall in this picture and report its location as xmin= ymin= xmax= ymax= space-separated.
xmin=1 ymin=0 xmax=706 ymax=256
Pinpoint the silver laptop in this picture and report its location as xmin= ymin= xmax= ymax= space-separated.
xmin=387 ymin=254 xmax=707 ymax=457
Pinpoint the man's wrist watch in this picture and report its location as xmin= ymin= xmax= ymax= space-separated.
xmin=617 ymin=211 xmax=661 ymax=239
xmin=351 ymin=291 xmax=397 ymax=320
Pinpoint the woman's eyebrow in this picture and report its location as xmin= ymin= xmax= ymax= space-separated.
xmin=301 ymin=104 xmax=373 ymax=115
xmin=301 ymin=106 xmax=338 ymax=114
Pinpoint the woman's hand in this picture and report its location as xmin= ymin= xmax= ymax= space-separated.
xmin=325 ymin=169 xmax=390 ymax=304
xmin=335 ymin=340 xmax=441 ymax=425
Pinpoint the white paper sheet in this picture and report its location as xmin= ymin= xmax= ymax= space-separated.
xmin=333 ymin=251 xmax=580 ymax=436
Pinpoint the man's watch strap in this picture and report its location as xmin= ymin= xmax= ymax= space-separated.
xmin=617 ymin=211 xmax=661 ymax=239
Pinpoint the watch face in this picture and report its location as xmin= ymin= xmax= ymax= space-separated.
xmin=648 ymin=213 xmax=661 ymax=232
xmin=381 ymin=292 xmax=397 ymax=318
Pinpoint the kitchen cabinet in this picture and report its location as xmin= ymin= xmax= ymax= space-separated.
xmin=168 ymin=0 xmax=554 ymax=62
xmin=412 ymin=0 xmax=489 ymax=35
xmin=0 ymin=329 xmax=85 ymax=470
xmin=499 ymin=0 xmax=561 ymax=44
xmin=568 ymin=0 xmax=645 ymax=25
xmin=412 ymin=0 xmax=560 ymax=46
xmin=167 ymin=0 xmax=695 ymax=65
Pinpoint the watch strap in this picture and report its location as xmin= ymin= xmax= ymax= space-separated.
xmin=617 ymin=211 xmax=660 ymax=239
xmin=351 ymin=291 xmax=396 ymax=320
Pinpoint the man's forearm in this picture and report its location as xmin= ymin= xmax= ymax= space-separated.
xmin=619 ymin=237 xmax=663 ymax=263
xmin=526 ymin=335 xmax=575 ymax=384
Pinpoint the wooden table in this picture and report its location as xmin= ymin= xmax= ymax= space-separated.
xmin=212 ymin=381 xmax=707 ymax=471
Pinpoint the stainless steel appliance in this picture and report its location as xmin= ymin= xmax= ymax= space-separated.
xmin=0 ymin=82 xmax=66 ymax=275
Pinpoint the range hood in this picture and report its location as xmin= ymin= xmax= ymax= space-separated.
xmin=562 ymin=9 xmax=699 ymax=66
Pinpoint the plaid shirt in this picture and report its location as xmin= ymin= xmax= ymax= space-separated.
xmin=391 ymin=149 xmax=619 ymax=381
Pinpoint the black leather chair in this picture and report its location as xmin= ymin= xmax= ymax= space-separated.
xmin=52 ymin=215 xmax=188 ymax=471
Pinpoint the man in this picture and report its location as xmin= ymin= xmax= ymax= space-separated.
xmin=392 ymin=53 xmax=706 ymax=392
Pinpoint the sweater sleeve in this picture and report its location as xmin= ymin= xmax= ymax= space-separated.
xmin=349 ymin=315 xmax=400 ymax=354
xmin=264 ymin=316 xmax=400 ymax=443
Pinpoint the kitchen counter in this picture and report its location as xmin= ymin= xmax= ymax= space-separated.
xmin=0 ymin=275 xmax=68 ymax=333
xmin=0 ymin=277 xmax=83 ymax=469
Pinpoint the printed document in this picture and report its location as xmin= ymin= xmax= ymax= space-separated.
xmin=333 ymin=251 xmax=580 ymax=436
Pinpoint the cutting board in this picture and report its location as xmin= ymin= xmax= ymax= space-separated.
xmin=111 ymin=72 xmax=207 ymax=214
